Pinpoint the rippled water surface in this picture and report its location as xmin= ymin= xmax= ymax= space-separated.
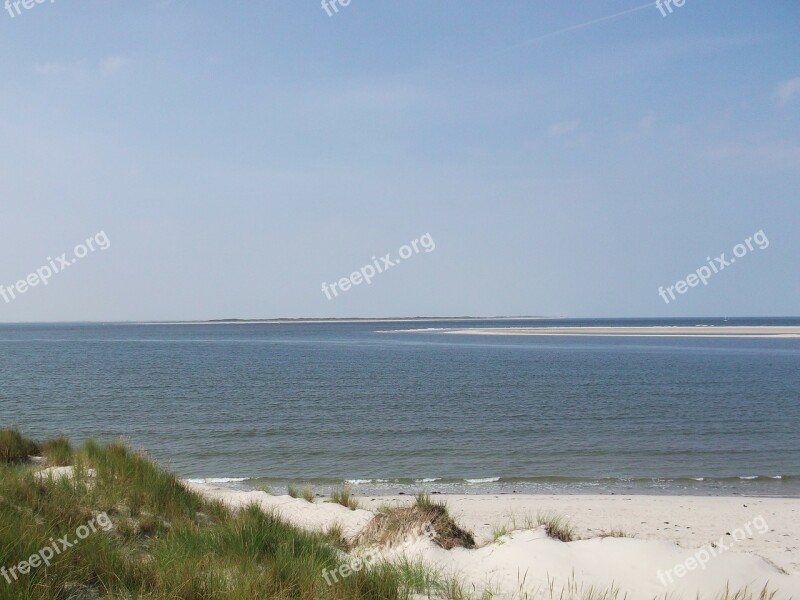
xmin=1 ymin=318 xmax=798 ymax=496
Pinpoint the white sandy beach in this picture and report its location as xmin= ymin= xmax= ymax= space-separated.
xmin=427 ymin=326 xmax=800 ymax=338
xmin=188 ymin=482 xmax=800 ymax=599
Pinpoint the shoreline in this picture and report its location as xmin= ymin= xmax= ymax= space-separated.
xmin=188 ymin=482 xmax=800 ymax=598
xmin=187 ymin=484 xmax=800 ymax=573
xmin=193 ymin=476 xmax=800 ymax=499
xmin=397 ymin=325 xmax=800 ymax=337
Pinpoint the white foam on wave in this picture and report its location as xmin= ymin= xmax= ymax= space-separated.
xmin=346 ymin=479 xmax=390 ymax=485
xmin=466 ymin=477 xmax=501 ymax=484
xmin=186 ymin=477 xmax=249 ymax=484
xmin=415 ymin=478 xmax=441 ymax=483
xmin=739 ymin=476 xmax=758 ymax=480
xmin=377 ymin=328 xmax=448 ymax=333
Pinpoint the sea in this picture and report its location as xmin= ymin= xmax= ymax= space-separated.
xmin=1 ymin=317 xmax=798 ymax=497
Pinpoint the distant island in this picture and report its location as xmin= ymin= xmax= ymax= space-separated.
xmin=143 ymin=316 xmax=555 ymax=325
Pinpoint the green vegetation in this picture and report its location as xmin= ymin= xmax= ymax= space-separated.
xmin=0 ymin=431 xmax=426 ymax=599
xmin=596 ymin=528 xmax=630 ymax=539
xmin=0 ymin=428 xmax=39 ymax=464
xmin=40 ymin=435 xmax=73 ymax=466
xmin=329 ymin=484 xmax=359 ymax=510
xmin=302 ymin=483 xmax=316 ymax=502
xmin=288 ymin=482 xmax=316 ymax=502
xmin=0 ymin=429 xmax=73 ymax=466
xmin=286 ymin=482 xmax=300 ymax=498
xmin=356 ymin=493 xmax=474 ymax=550
xmin=491 ymin=524 xmax=510 ymax=542
xmin=714 ymin=584 xmax=777 ymax=600
xmin=536 ymin=511 xmax=577 ymax=543
xmin=413 ymin=491 xmax=438 ymax=509
xmin=0 ymin=429 xmax=781 ymax=600
xmin=489 ymin=510 xmax=578 ymax=543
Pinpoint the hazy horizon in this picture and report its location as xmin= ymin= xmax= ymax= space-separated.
xmin=4 ymin=316 xmax=800 ymax=325
xmin=1 ymin=1 xmax=797 ymax=322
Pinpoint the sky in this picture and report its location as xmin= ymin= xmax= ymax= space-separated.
xmin=0 ymin=0 xmax=798 ymax=321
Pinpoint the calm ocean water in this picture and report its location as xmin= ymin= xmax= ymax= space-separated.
xmin=1 ymin=318 xmax=798 ymax=497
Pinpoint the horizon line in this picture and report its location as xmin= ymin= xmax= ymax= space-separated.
xmin=1 ymin=316 xmax=799 ymax=325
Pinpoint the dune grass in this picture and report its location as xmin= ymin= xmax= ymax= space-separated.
xmin=1 ymin=431 xmax=782 ymax=600
xmin=596 ymin=528 xmax=630 ymax=539
xmin=492 ymin=523 xmax=510 ymax=542
xmin=414 ymin=491 xmax=440 ymax=509
xmin=302 ymin=483 xmax=316 ymax=502
xmin=356 ymin=492 xmax=475 ymax=550
xmin=536 ymin=511 xmax=577 ymax=542
xmin=288 ymin=482 xmax=316 ymax=502
xmin=0 ymin=434 xmax=427 ymax=599
xmin=0 ymin=428 xmax=40 ymax=463
xmin=714 ymin=584 xmax=778 ymax=600
xmin=40 ymin=435 xmax=73 ymax=466
xmin=491 ymin=511 xmax=577 ymax=543
xmin=330 ymin=484 xmax=359 ymax=510
xmin=0 ymin=428 xmax=73 ymax=467
xmin=287 ymin=482 xmax=300 ymax=498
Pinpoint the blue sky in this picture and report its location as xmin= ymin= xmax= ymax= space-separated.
xmin=0 ymin=0 xmax=797 ymax=321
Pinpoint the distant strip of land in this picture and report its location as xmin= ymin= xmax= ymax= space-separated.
xmin=419 ymin=326 xmax=800 ymax=337
xmin=140 ymin=316 xmax=552 ymax=325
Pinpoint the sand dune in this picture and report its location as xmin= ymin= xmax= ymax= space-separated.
xmin=189 ymin=484 xmax=800 ymax=599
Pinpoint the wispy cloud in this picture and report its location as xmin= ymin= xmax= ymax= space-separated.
xmin=548 ymin=120 xmax=581 ymax=137
xmin=774 ymin=77 xmax=800 ymax=106
xmin=35 ymin=61 xmax=82 ymax=75
xmin=100 ymin=56 xmax=129 ymax=75
xmin=34 ymin=57 xmax=129 ymax=77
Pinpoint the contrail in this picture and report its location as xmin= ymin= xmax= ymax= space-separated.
xmin=512 ymin=1 xmax=658 ymax=49
xmin=449 ymin=1 xmax=658 ymax=71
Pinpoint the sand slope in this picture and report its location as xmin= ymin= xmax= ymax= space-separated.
xmin=359 ymin=494 xmax=800 ymax=575
xmin=190 ymin=485 xmax=800 ymax=599
xmin=402 ymin=530 xmax=800 ymax=599
xmin=185 ymin=482 xmax=374 ymax=541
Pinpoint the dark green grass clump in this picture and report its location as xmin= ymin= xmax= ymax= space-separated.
xmin=0 ymin=434 xmax=409 ymax=599
xmin=40 ymin=435 xmax=73 ymax=466
xmin=0 ymin=428 xmax=40 ymax=463
xmin=330 ymin=484 xmax=359 ymax=510
xmin=357 ymin=493 xmax=475 ymax=551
